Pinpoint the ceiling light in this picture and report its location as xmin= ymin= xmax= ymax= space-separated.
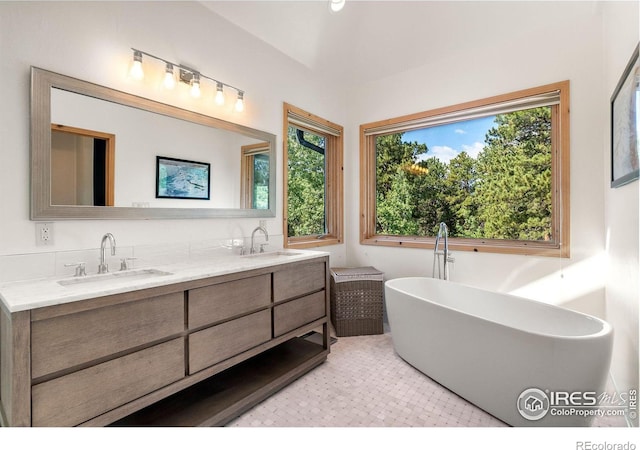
xmin=329 ymin=0 xmax=345 ymax=13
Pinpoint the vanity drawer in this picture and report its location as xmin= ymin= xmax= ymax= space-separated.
xmin=273 ymin=261 xmax=326 ymax=302
xmin=188 ymin=274 xmax=271 ymax=329
xmin=189 ymin=309 xmax=271 ymax=374
xmin=31 ymin=292 xmax=184 ymax=379
xmin=31 ymin=338 xmax=184 ymax=427
xmin=273 ymin=291 xmax=326 ymax=337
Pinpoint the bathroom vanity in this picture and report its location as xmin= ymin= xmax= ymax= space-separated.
xmin=0 ymin=251 xmax=330 ymax=427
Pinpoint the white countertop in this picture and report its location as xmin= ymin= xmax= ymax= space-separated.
xmin=0 ymin=249 xmax=329 ymax=313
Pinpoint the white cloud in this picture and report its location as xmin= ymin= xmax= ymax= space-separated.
xmin=416 ymin=141 xmax=486 ymax=165
xmin=429 ymin=145 xmax=458 ymax=164
xmin=454 ymin=128 xmax=466 ymax=134
xmin=461 ymin=141 xmax=484 ymax=159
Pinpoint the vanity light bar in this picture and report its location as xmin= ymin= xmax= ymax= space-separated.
xmin=129 ymin=48 xmax=245 ymax=112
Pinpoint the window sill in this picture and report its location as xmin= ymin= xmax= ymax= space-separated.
xmin=286 ymin=236 xmax=342 ymax=249
xmin=361 ymin=234 xmax=568 ymax=258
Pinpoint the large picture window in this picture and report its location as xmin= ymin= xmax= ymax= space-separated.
xmin=284 ymin=103 xmax=343 ymax=248
xmin=360 ymin=81 xmax=570 ymax=257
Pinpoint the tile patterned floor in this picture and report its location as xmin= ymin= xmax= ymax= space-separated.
xmin=228 ymin=331 xmax=627 ymax=428
xmin=228 ymin=332 xmax=504 ymax=427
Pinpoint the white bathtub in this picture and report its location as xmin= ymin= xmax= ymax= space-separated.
xmin=385 ymin=277 xmax=613 ymax=426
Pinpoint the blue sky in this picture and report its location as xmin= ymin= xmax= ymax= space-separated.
xmin=403 ymin=115 xmax=497 ymax=164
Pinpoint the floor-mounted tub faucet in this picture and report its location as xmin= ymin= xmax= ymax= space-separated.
xmin=98 ymin=233 xmax=116 ymax=274
xmin=432 ymin=222 xmax=454 ymax=280
xmin=250 ymin=225 xmax=269 ymax=254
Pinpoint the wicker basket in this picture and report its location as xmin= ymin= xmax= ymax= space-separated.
xmin=330 ymin=267 xmax=384 ymax=337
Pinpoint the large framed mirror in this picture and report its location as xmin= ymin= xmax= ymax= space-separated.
xmin=31 ymin=67 xmax=276 ymax=220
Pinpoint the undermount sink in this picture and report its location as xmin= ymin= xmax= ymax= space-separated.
xmin=58 ymin=268 xmax=173 ymax=286
xmin=241 ymin=250 xmax=303 ymax=259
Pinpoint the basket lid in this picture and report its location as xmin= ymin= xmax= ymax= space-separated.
xmin=331 ymin=266 xmax=383 ymax=283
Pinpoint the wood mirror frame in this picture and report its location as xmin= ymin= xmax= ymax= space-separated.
xmin=31 ymin=67 xmax=277 ymax=220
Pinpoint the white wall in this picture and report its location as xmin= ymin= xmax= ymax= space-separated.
xmin=0 ymin=1 xmax=347 ymax=264
xmin=602 ymin=0 xmax=640 ymax=417
xmin=346 ymin=1 xmax=608 ymax=312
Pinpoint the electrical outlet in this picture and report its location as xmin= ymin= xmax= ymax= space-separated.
xmin=36 ymin=222 xmax=54 ymax=246
xmin=259 ymin=220 xmax=267 ymax=228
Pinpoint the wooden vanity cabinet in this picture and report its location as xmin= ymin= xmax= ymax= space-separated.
xmin=188 ymin=274 xmax=271 ymax=329
xmin=31 ymin=291 xmax=184 ymax=380
xmin=274 ymin=291 xmax=326 ymax=337
xmin=189 ymin=309 xmax=272 ymax=374
xmin=0 ymin=255 xmax=330 ymax=427
xmin=32 ymin=339 xmax=185 ymax=427
xmin=273 ymin=261 xmax=327 ymax=336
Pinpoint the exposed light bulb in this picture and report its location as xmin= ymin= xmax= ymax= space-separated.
xmin=329 ymin=0 xmax=345 ymax=13
xmin=163 ymin=63 xmax=175 ymax=89
xmin=127 ymin=48 xmax=245 ymax=111
xmin=129 ymin=50 xmax=144 ymax=80
xmin=235 ymin=91 xmax=245 ymax=112
xmin=215 ymin=82 xmax=225 ymax=106
xmin=190 ymin=74 xmax=201 ymax=98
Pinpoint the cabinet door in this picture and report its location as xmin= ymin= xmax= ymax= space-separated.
xmin=31 ymin=338 xmax=184 ymax=427
xmin=188 ymin=274 xmax=270 ymax=329
xmin=31 ymin=292 xmax=184 ymax=379
xmin=189 ymin=309 xmax=271 ymax=374
xmin=273 ymin=261 xmax=325 ymax=302
xmin=273 ymin=291 xmax=326 ymax=337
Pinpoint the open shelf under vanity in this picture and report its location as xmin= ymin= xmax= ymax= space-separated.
xmin=111 ymin=337 xmax=328 ymax=427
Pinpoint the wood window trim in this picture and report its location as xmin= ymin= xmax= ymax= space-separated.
xmin=240 ymin=142 xmax=270 ymax=209
xmin=51 ymin=123 xmax=116 ymax=206
xmin=359 ymin=81 xmax=570 ymax=258
xmin=283 ymin=103 xmax=344 ymax=249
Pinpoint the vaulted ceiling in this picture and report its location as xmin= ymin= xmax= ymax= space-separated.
xmin=200 ymin=1 xmax=599 ymax=86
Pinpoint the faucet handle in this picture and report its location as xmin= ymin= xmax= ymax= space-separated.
xmin=120 ymin=257 xmax=137 ymax=271
xmin=259 ymin=243 xmax=268 ymax=253
xmin=65 ymin=262 xmax=87 ymax=277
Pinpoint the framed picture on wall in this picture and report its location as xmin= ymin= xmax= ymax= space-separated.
xmin=611 ymin=43 xmax=639 ymax=188
xmin=156 ymin=156 xmax=211 ymax=200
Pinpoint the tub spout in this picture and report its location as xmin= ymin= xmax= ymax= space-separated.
xmin=432 ymin=222 xmax=454 ymax=280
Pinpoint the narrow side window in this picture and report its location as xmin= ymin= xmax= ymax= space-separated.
xmin=284 ymin=103 xmax=343 ymax=248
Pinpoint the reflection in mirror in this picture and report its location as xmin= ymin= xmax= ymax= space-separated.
xmin=241 ymin=142 xmax=270 ymax=210
xmin=51 ymin=124 xmax=115 ymax=206
xmin=31 ymin=67 xmax=276 ymax=220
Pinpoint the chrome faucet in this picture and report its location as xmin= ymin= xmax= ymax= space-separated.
xmin=98 ymin=233 xmax=116 ymax=274
xmin=250 ymin=225 xmax=269 ymax=254
xmin=432 ymin=222 xmax=454 ymax=280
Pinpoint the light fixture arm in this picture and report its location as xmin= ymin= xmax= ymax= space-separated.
xmin=130 ymin=47 xmax=245 ymax=105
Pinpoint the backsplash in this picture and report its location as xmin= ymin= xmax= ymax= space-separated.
xmin=0 ymin=235 xmax=283 ymax=283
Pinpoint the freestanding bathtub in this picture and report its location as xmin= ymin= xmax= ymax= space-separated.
xmin=385 ymin=277 xmax=613 ymax=427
